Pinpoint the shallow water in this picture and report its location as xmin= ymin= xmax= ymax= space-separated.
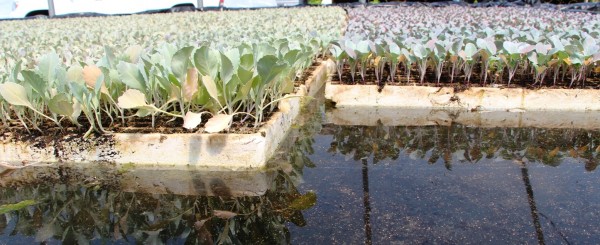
xmin=1 ymin=106 xmax=599 ymax=244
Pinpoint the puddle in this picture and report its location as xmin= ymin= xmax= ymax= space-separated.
xmin=1 ymin=102 xmax=599 ymax=244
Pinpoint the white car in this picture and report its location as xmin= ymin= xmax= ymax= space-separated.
xmin=1 ymin=0 xmax=291 ymax=19
xmin=0 ymin=0 xmax=16 ymax=18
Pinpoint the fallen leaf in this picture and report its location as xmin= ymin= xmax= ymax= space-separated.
xmin=204 ymin=114 xmax=233 ymax=133
xmin=213 ymin=210 xmax=237 ymax=219
xmin=183 ymin=111 xmax=203 ymax=130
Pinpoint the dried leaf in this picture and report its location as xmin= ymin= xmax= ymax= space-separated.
xmin=204 ymin=114 xmax=233 ymax=133
xmin=183 ymin=111 xmax=203 ymax=130
xmin=213 ymin=210 xmax=237 ymax=219
xmin=183 ymin=68 xmax=199 ymax=102
xmin=83 ymin=65 xmax=102 ymax=89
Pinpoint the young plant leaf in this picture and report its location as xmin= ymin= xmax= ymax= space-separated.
xmin=201 ymin=75 xmax=220 ymax=106
xmin=220 ymin=52 xmax=234 ymax=84
xmin=125 ymin=45 xmax=144 ymax=63
xmin=117 ymin=61 xmax=147 ymax=92
xmin=117 ymin=89 xmax=149 ymax=109
xmin=48 ymin=93 xmax=74 ymax=116
xmin=37 ymin=52 xmax=60 ymax=84
xmin=0 ymin=82 xmax=33 ymax=107
xmin=172 ymin=46 xmax=195 ymax=81
xmin=21 ymin=70 xmax=47 ymax=97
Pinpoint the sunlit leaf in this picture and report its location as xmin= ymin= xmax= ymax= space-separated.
xmin=48 ymin=93 xmax=74 ymax=116
xmin=201 ymin=75 xmax=220 ymax=105
xmin=204 ymin=114 xmax=233 ymax=133
xmin=117 ymin=89 xmax=149 ymax=109
xmin=183 ymin=111 xmax=203 ymax=130
xmin=0 ymin=82 xmax=32 ymax=107
xmin=117 ymin=61 xmax=146 ymax=92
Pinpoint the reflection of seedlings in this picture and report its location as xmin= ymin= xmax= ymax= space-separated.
xmin=585 ymin=159 xmax=598 ymax=172
xmin=0 ymin=200 xmax=37 ymax=214
xmin=325 ymin=124 xmax=599 ymax=171
xmin=117 ymin=162 xmax=135 ymax=174
xmin=209 ymin=179 xmax=232 ymax=197
xmin=0 ymin=164 xmax=315 ymax=244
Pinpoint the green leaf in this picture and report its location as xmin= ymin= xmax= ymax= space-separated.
xmin=21 ymin=70 xmax=47 ymax=97
xmin=464 ymin=43 xmax=478 ymax=58
xmin=257 ymin=55 xmax=286 ymax=85
xmin=219 ymin=52 xmax=234 ymax=84
xmin=117 ymin=61 xmax=147 ymax=92
xmin=240 ymin=53 xmax=255 ymax=70
xmin=66 ymin=65 xmax=84 ymax=84
xmin=413 ymin=44 xmax=429 ymax=59
xmin=117 ymin=89 xmax=149 ymax=109
xmin=194 ymin=46 xmax=220 ymax=79
xmin=201 ymin=75 xmax=220 ymax=106
xmin=135 ymin=108 xmax=153 ymax=117
xmin=503 ymin=41 xmax=519 ymax=54
xmin=283 ymin=50 xmax=300 ymax=66
xmin=10 ymin=60 xmax=22 ymax=84
xmin=0 ymin=200 xmax=37 ymax=214
xmin=0 ymin=82 xmax=32 ymax=107
xmin=48 ymin=93 xmax=74 ymax=116
xmin=389 ymin=42 xmax=401 ymax=55
xmin=37 ymin=52 xmax=60 ymax=84
xmin=235 ymin=75 xmax=254 ymax=102
xmin=289 ymin=191 xmax=317 ymax=211
xmin=172 ymin=46 xmax=195 ymax=81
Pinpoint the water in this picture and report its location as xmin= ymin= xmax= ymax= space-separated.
xmin=1 ymin=104 xmax=599 ymax=244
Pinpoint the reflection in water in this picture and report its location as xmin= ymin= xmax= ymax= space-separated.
xmin=323 ymin=123 xmax=600 ymax=171
xmin=0 ymin=168 xmax=315 ymax=244
xmin=0 ymin=96 xmax=327 ymax=245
